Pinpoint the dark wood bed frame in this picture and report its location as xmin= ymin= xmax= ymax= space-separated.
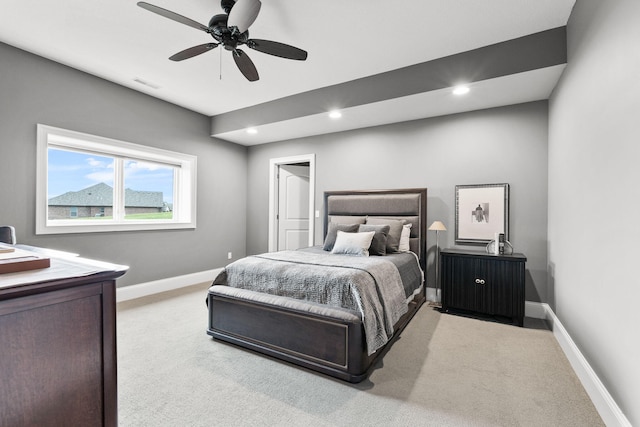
xmin=207 ymin=188 xmax=427 ymax=382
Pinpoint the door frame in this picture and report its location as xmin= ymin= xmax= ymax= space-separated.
xmin=268 ymin=154 xmax=315 ymax=252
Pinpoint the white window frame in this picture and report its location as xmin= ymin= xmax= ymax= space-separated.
xmin=36 ymin=124 xmax=197 ymax=234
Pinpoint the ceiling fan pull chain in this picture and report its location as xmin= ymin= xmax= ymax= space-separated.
xmin=219 ymin=46 xmax=223 ymax=80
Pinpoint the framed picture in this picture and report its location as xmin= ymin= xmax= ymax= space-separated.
xmin=455 ymin=183 xmax=509 ymax=244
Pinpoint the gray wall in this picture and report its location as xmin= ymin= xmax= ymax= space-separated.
xmin=548 ymin=0 xmax=639 ymax=424
xmin=0 ymin=42 xmax=247 ymax=287
xmin=247 ymin=101 xmax=549 ymax=302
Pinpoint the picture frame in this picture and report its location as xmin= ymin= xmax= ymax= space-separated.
xmin=455 ymin=183 xmax=509 ymax=245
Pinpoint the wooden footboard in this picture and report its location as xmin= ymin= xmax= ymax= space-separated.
xmin=207 ymin=286 xmax=425 ymax=383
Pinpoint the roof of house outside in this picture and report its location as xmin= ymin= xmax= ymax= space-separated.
xmin=48 ymin=182 xmax=164 ymax=208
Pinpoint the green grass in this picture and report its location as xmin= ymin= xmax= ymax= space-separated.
xmin=70 ymin=212 xmax=173 ymax=220
xmin=124 ymin=212 xmax=173 ymax=220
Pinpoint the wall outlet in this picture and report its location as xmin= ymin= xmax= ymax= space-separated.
xmin=227 ymin=252 xmax=232 ymax=259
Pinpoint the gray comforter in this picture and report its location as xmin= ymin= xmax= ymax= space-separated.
xmin=212 ymin=249 xmax=412 ymax=355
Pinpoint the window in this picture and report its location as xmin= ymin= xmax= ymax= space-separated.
xmin=37 ymin=124 xmax=196 ymax=234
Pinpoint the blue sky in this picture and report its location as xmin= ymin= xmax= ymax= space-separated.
xmin=48 ymin=148 xmax=174 ymax=203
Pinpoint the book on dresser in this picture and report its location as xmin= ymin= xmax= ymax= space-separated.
xmin=0 ymin=245 xmax=50 ymax=274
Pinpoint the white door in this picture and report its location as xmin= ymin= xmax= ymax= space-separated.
xmin=277 ymin=164 xmax=310 ymax=251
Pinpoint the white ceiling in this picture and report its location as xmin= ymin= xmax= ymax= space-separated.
xmin=0 ymin=0 xmax=575 ymax=145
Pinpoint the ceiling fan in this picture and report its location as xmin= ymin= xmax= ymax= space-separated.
xmin=137 ymin=0 xmax=307 ymax=82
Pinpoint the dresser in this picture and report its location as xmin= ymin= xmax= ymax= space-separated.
xmin=440 ymin=248 xmax=526 ymax=326
xmin=0 ymin=246 xmax=127 ymax=427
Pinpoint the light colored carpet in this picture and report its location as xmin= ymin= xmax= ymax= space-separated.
xmin=117 ymin=283 xmax=604 ymax=427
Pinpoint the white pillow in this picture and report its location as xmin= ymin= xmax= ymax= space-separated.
xmin=398 ymin=223 xmax=412 ymax=252
xmin=331 ymin=230 xmax=375 ymax=256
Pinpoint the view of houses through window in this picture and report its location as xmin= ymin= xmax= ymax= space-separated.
xmin=36 ymin=124 xmax=197 ymax=234
xmin=47 ymin=148 xmax=174 ymax=221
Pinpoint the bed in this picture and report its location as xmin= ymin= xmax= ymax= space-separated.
xmin=207 ymin=188 xmax=427 ymax=382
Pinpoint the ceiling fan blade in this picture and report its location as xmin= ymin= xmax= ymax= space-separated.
xmin=246 ymin=39 xmax=307 ymax=61
xmin=169 ymin=43 xmax=218 ymax=61
xmin=232 ymin=49 xmax=259 ymax=81
xmin=228 ymin=0 xmax=262 ymax=33
xmin=137 ymin=2 xmax=209 ymax=33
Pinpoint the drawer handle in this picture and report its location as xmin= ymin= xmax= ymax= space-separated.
xmin=475 ymin=278 xmax=486 ymax=285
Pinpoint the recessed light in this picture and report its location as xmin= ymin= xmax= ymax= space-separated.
xmin=328 ymin=110 xmax=342 ymax=119
xmin=453 ymin=85 xmax=470 ymax=95
xmin=246 ymin=127 xmax=258 ymax=134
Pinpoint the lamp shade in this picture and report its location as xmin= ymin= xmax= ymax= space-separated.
xmin=428 ymin=221 xmax=447 ymax=231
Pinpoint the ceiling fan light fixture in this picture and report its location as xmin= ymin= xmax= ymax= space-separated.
xmin=453 ymin=85 xmax=470 ymax=95
xmin=328 ymin=110 xmax=342 ymax=119
xmin=138 ymin=0 xmax=307 ymax=82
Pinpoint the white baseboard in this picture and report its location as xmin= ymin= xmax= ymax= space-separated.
xmin=528 ymin=302 xmax=631 ymax=427
xmin=116 ymin=268 xmax=223 ymax=303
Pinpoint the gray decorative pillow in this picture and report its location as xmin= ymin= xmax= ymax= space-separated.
xmin=366 ymin=217 xmax=406 ymax=253
xmin=358 ymin=224 xmax=390 ymax=256
xmin=323 ymin=223 xmax=360 ymax=251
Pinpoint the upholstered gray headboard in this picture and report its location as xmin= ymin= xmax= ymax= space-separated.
xmin=323 ymin=188 xmax=427 ymax=270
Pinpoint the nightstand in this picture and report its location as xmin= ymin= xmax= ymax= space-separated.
xmin=440 ymin=248 xmax=527 ymax=326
